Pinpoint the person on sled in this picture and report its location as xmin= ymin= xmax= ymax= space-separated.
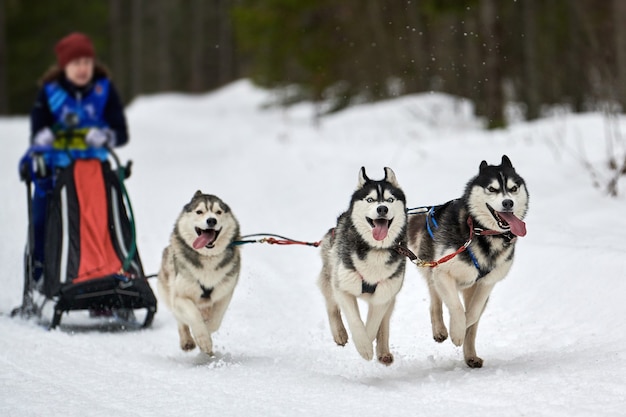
xmin=28 ymin=32 xmax=129 ymax=283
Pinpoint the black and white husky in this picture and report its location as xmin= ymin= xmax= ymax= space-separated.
xmin=407 ymin=155 xmax=529 ymax=368
xmin=318 ymin=167 xmax=407 ymax=365
xmin=158 ymin=191 xmax=241 ymax=355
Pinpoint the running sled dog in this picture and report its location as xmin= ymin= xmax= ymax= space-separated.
xmin=318 ymin=167 xmax=407 ymax=365
xmin=408 ymin=155 xmax=528 ymax=368
xmin=158 ymin=191 xmax=241 ymax=355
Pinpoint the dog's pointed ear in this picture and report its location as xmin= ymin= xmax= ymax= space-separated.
xmin=383 ymin=167 xmax=399 ymax=187
xmin=194 ymin=190 xmax=203 ymax=198
xmin=501 ymin=155 xmax=513 ymax=168
xmin=357 ymin=167 xmax=369 ymax=188
xmin=479 ymin=160 xmax=488 ymax=173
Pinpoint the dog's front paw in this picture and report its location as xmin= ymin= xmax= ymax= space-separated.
xmin=180 ymin=340 xmax=196 ymax=351
xmin=378 ymin=353 xmax=394 ymax=366
xmin=178 ymin=324 xmax=196 ymax=351
xmin=433 ymin=327 xmax=448 ymax=343
xmin=195 ymin=334 xmax=214 ymax=355
xmin=179 ymin=333 xmax=196 ymax=351
xmin=332 ymin=326 xmax=349 ymax=346
xmin=465 ymin=356 xmax=483 ymax=368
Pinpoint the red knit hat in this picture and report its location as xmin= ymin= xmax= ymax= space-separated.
xmin=54 ymin=32 xmax=96 ymax=68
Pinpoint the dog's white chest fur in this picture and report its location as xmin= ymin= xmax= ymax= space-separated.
xmin=334 ymin=250 xmax=404 ymax=299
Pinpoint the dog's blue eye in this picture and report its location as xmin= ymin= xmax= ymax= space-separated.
xmin=510 ymin=186 xmax=518 ymax=193
xmin=366 ymin=198 xmax=375 ymax=203
xmin=487 ymin=187 xmax=497 ymax=193
xmin=386 ymin=197 xmax=394 ymax=203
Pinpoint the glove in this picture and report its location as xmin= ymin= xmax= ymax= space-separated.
xmin=33 ymin=127 xmax=55 ymax=146
xmin=85 ymin=128 xmax=114 ymax=148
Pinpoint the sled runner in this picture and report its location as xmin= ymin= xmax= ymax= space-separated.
xmin=11 ymin=136 xmax=157 ymax=329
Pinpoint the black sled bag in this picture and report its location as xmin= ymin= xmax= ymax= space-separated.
xmin=43 ymin=158 xmax=156 ymax=328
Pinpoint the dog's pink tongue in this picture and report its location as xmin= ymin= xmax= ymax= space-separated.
xmin=193 ymin=230 xmax=217 ymax=249
xmin=372 ymin=219 xmax=389 ymax=241
xmin=498 ymin=212 xmax=527 ymax=237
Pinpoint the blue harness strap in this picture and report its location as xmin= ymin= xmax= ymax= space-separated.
xmin=426 ymin=206 xmax=488 ymax=279
xmin=466 ymin=247 xmax=489 ymax=279
xmin=426 ymin=206 xmax=438 ymax=240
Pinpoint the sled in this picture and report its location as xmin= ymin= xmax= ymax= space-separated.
xmin=11 ymin=139 xmax=157 ymax=329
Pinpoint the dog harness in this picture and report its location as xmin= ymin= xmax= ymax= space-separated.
xmin=424 ymin=206 xmax=509 ymax=280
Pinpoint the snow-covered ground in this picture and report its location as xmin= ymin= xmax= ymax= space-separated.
xmin=1 ymin=80 xmax=625 ymax=416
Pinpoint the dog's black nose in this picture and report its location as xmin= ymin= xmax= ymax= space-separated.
xmin=377 ymin=205 xmax=388 ymax=216
xmin=206 ymin=217 xmax=217 ymax=228
xmin=502 ymin=199 xmax=514 ymax=210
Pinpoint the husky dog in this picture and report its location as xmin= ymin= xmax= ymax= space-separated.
xmin=158 ymin=191 xmax=241 ymax=355
xmin=407 ymin=155 xmax=528 ymax=368
xmin=318 ymin=167 xmax=407 ymax=365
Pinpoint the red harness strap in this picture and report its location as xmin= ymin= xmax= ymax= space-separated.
xmin=396 ymin=217 xmax=504 ymax=268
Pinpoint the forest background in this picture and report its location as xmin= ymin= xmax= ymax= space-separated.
xmin=1 ymin=0 xmax=626 ymax=128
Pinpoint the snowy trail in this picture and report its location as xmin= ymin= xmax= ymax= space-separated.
xmin=1 ymin=81 xmax=625 ymax=416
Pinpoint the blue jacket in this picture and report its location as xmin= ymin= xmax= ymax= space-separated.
xmin=30 ymin=71 xmax=129 ymax=146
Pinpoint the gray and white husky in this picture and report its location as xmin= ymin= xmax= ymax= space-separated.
xmin=318 ymin=167 xmax=407 ymax=365
xmin=407 ymin=155 xmax=528 ymax=368
xmin=158 ymin=191 xmax=241 ymax=355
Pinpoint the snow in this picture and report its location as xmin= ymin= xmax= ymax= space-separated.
xmin=1 ymin=80 xmax=625 ymax=416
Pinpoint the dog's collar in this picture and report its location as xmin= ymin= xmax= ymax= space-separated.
xmin=469 ymin=217 xmax=509 ymax=237
xmin=470 ymin=217 xmax=517 ymax=246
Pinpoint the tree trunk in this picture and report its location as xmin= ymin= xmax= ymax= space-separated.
xmin=189 ymin=0 xmax=205 ymax=92
xmin=217 ymin=0 xmax=235 ymax=85
xmin=404 ymin=1 xmax=427 ymax=93
xmin=613 ymin=0 xmax=626 ymax=110
xmin=109 ymin=0 xmax=127 ymax=101
xmin=568 ymin=2 xmax=588 ymax=112
xmin=0 ymin=0 xmax=8 ymax=114
xmin=462 ymin=10 xmax=481 ymax=111
xmin=480 ymin=0 xmax=505 ymax=128
xmin=365 ymin=0 xmax=391 ymax=98
xmin=523 ymin=0 xmax=540 ymax=120
xmin=130 ymin=0 xmax=143 ymax=97
xmin=156 ymin=0 xmax=172 ymax=91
